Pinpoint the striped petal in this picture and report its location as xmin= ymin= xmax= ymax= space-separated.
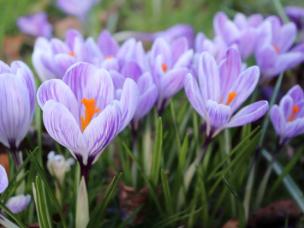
xmin=37 ymin=79 xmax=79 ymax=121
xmin=83 ymin=103 xmax=121 ymax=163
xmin=198 ymin=52 xmax=220 ymax=102
xmin=118 ymin=78 xmax=139 ymax=130
xmin=63 ymin=62 xmax=114 ymax=110
xmin=227 ymin=101 xmax=269 ymax=127
xmin=42 ymin=100 xmax=86 ymax=162
xmin=0 ymin=74 xmax=31 ymax=147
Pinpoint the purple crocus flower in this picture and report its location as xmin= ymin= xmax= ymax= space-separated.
xmin=6 ymin=195 xmax=31 ymax=214
xmin=255 ymin=16 xmax=304 ymax=79
xmin=0 ymin=165 xmax=8 ymax=194
xmin=149 ymin=37 xmax=193 ymax=110
xmin=57 ymin=0 xmax=98 ymax=19
xmin=33 ymin=29 xmax=101 ymax=81
xmin=214 ymin=12 xmax=263 ymax=59
xmin=194 ymin=33 xmax=228 ymax=62
xmin=0 ymin=165 xmax=31 ymax=214
xmin=110 ymin=39 xmax=158 ymax=121
xmin=285 ymin=6 xmax=304 ymax=29
xmin=270 ymin=85 xmax=304 ymax=144
xmin=152 ymin=24 xmax=195 ymax=47
xmin=0 ymin=61 xmax=36 ymax=157
xmin=185 ymin=48 xmax=269 ymax=137
xmin=17 ymin=12 xmax=52 ymax=38
xmin=37 ymin=62 xmax=139 ymax=176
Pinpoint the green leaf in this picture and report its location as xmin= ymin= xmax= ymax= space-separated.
xmin=262 ymin=149 xmax=304 ymax=212
xmin=161 ymin=169 xmax=173 ymax=215
xmin=150 ymin=117 xmax=163 ymax=186
xmin=271 ymin=149 xmax=303 ymax=193
xmin=32 ymin=176 xmax=52 ymax=228
xmin=0 ymin=202 xmax=26 ymax=228
xmin=89 ymin=172 xmax=122 ymax=227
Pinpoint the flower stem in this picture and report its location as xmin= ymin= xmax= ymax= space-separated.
xmin=9 ymin=144 xmax=21 ymax=169
xmin=80 ymin=163 xmax=91 ymax=185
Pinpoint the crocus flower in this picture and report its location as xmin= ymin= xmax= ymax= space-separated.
xmin=37 ymin=62 xmax=139 ymax=176
xmin=47 ymin=151 xmax=74 ymax=185
xmin=194 ymin=33 xmax=228 ymax=62
xmin=57 ymin=0 xmax=98 ymax=19
xmin=0 ymin=165 xmax=31 ymax=214
xmin=6 ymin=195 xmax=31 ymax=214
xmin=285 ymin=6 xmax=304 ymax=29
xmin=17 ymin=12 xmax=52 ymax=38
xmin=33 ymin=29 xmax=101 ymax=81
xmin=0 ymin=165 xmax=8 ymax=193
xmin=255 ymin=16 xmax=304 ymax=79
xmin=184 ymin=48 xmax=269 ymax=137
xmin=214 ymin=12 xmax=263 ymax=59
xmin=111 ymin=39 xmax=158 ymax=121
xmin=270 ymin=85 xmax=304 ymax=144
xmin=149 ymin=37 xmax=193 ymax=110
xmin=151 ymin=24 xmax=195 ymax=47
xmin=0 ymin=61 xmax=36 ymax=166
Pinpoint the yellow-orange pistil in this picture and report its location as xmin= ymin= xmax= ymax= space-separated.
xmin=273 ymin=44 xmax=280 ymax=54
xmin=226 ymin=91 xmax=237 ymax=105
xmin=68 ymin=51 xmax=76 ymax=57
xmin=161 ymin=63 xmax=168 ymax=73
xmin=288 ymin=104 xmax=300 ymax=122
xmin=80 ymin=98 xmax=101 ymax=131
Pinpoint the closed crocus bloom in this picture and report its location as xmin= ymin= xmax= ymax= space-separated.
xmin=185 ymin=48 xmax=269 ymax=137
xmin=270 ymin=85 xmax=304 ymax=144
xmin=37 ymin=62 xmax=139 ymax=177
xmin=17 ymin=12 xmax=52 ymax=38
xmin=32 ymin=29 xmax=101 ymax=81
xmin=57 ymin=0 xmax=98 ymax=19
xmin=0 ymin=61 xmax=36 ymax=161
xmin=214 ymin=12 xmax=263 ymax=59
xmin=6 ymin=195 xmax=31 ymax=214
xmin=47 ymin=151 xmax=74 ymax=185
xmin=149 ymin=37 xmax=193 ymax=109
xmin=255 ymin=16 xmax=304 ymax=79
xmin=0 ymin=165 xmax=8 ymax=193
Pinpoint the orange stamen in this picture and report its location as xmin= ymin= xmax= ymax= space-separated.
xmin=80 ymin=98 xmax=100 ymax=131
xmin=288 ymin=104 xmax=300 ymax=122
xmin=273 ymin=44 xmax=280 ymax=54
xmin=226 ymin=91 xmax=237 ymax=105
xmin=68 ymin=51 xmax=76 ymax=57
xmin=105 ymin=56 xmax=113 ymax=60
xmin=161 ymin=63 xmax=168 ymax=73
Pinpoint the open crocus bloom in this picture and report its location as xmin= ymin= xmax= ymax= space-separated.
xmin=270 ymin=85 xmax=304 ymax=144
xmin=17 ymin=12 xmax=52 ymax=38
xmin=109 ymin=38 xmax=158 ymax=121
xmin=37 ymin=62 xmax=138 ymax=168
xmin=185 ymin=48 xmax=269 ymax=137
xmin=149 ymin=37 xmax=193 ymax=107
xmin=0 ymin=61 xmax=36 ymax=149
xmin=33 ymin=29 xmax=101 ymax=81
xmin=214 ymin=12 xmax=263 ymax=59
xmin=255 ymin=16 xmax=304 ymax=79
